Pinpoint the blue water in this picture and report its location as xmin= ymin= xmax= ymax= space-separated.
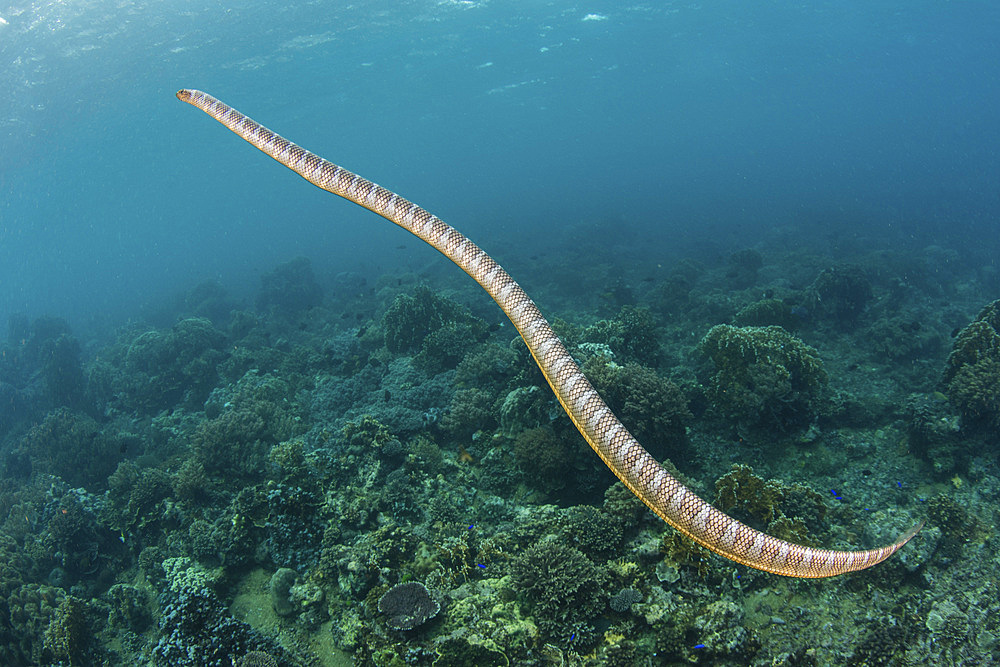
xmin=1 ymin=0 xmax=997 ymax=334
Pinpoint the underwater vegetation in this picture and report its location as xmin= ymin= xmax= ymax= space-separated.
xmin=0 ymin=226 xmax=998 ymax=665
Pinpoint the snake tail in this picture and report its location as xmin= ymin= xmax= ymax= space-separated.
xmin=176 ymin=88 xmax=922 ymax=577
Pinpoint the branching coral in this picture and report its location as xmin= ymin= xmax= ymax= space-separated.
xmin=133 ymin=317 xmax=226 ymax=406
xmin=192 ymin=371 xmax=300 ymax=480
xmin=713 ymin=464 xmax=826 ymax=546
xmin=15 ymin=408 xmax=118 ymax=489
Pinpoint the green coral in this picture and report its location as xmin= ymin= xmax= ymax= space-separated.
xmin=713 ymin=464 xmax=826 ymax=545
xmin=14 ymin=408 xmax=118 ymax=490
xmin=104 ymin=461 xmax=172 ymax=532
xmin=441 ymin=387 xmax=497 ymax=439
xmin=926 ymin=493 xmax=991 ymax=556
xmin=944 ymin=300 xmax=1000 ymax=430
xmin=7 ymin=584 xmax=66 ymax=664
xmin=162 ymin=556 xmax=220 ymax=594
xmin=583 ymin=356 xmax=692 ymax=461
xmin=697 ymin=324 xmax=828 ymax=434
xmin=42 ymin=595 xmax=87 ymax=663
xmin=382 ymin=286 xmax=487 ymax=370
xmin=512 ymin=426 xmax=567 ymax=492
xmin=583 ymin=305 xmax=661 ymax=367
xmin=192 ymin=371 xmax=299 ymax=480
xmin=121 ymin=316 xmax=227 ymax=413
xmin=733 ymin=298 xmax=797 ymax=330
xmin=809 ymin=264 xmax=872 ymax=325
xmin=341 ymin=415 xmax=400 ymax=454
xmin=508 ymin=539 xmax=610 ymax=646
xmin=106 ymin=583 xmax=152 ymax=632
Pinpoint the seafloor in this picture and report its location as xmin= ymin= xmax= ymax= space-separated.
xmin=0 ymin=221 xmax=997 ymax=666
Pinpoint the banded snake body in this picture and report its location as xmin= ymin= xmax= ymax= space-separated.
xmin=177 ymin=89 xmax=921 ymax=577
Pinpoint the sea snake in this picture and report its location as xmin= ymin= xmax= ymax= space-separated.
xmin=176 ymin=89 xmax=921 ymax=577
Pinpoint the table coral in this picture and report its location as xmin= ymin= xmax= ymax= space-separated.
xmin=377 ymin=581 xmax=440 ymax=631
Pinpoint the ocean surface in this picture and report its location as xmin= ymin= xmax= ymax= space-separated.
xmin=0 ymin=1 xmax=998 ymax=665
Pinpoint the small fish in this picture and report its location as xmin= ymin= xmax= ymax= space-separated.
xmin=0 ymin=16 xmax=8 ymax=25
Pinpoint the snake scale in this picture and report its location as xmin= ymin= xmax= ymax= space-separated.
xmin=177 ymin=89 xmax=921 ymax=577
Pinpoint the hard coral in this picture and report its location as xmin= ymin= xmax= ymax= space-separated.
xmin=609 ymin=587 xmax=643 ymax=613
xmin=809 ymin=264 xmax=872 ymax=326
xmin=256 ymin=256 xmax=323 ymax=315
xmin=943 ymin=300 xmax=1000 ymax=430
xmin=713 ymin=464 xmax=826 ymax=545
xmin=377 ymin=581 xmax=440 ymax=631
xmin=509 ymin=539 xmax=610 ymax=646
xmin=193 ymin=371 xmax=299 ymax=480
xmin=152 ymin=586 xmax=285 ymax=667
xmin=122 ymin=317 xmax=226 ymax=413
xmin=16 ymin=408 xmax=118 ymax=489
xmin=584 ymin=356 xmax=692 ymax=462
xmin=734 ymin=298 xmax=798 ymax=330
xmin=382 ymin=286 xmax=486 ymax=370
xmin=41 ymin=595 xmax=87 ymax=663
xmin=697 ymin=324 xmax=827 ymax=435
xmin=513 ymin=426 xmax=567 ymax=491
xmin=583 ymin=305 xmax=662 ymax=367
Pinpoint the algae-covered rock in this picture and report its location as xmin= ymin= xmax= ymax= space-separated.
xmin=269 ymin=568 xmax=297 ymax=617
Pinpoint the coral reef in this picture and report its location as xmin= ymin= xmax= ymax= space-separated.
xmin=697 ymin=324 xmax=828 ymax=435
xmin=14 ymin=408 xmax=119 ymax=489
xmin=118 ymin=317 xmax=227 ymax=413
xmin=256 ymin=256 xmax=323 ymax=315
xmin=734 ymin=298 xmax=799 ymax=330
xmin=583 ymin=356 xmax=692 ymax=462
xmin=943 ymin=299 xmax=1000 ymax=430
xmin=382 ymin=285 xmax=487 ymax=370
xmin=377 ymin=581 xmax=441 ymax=631
xmin=1 ymin=232 xmax=997 ymax=666
xmin=508 ymin=539 xmax=610 ymax=646
xmin=583 ymin=304 xmax=662 ymax=367
xmin=809 ymin=264 xmax=873 ymax=326
xmin=713 ymin=464 xmax=827 ymax=544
